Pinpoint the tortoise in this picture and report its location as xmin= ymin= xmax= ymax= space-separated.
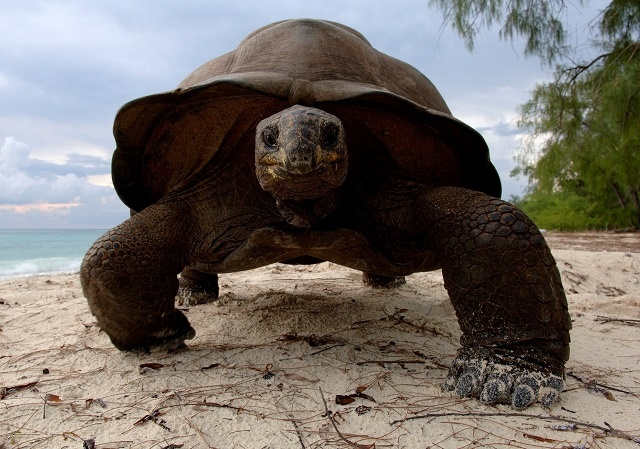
xmin=81 ymin=19 xmax=571 ymax=410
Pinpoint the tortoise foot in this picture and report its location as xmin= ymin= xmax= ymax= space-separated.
xmin=362 ymin=273 xmax=406 ymax=288
xmin=444 ymin=356 xmax=564 ymax=410
xmin=177 ymin=269 xmax=220 ymax=306
xmin=112 ymin=309 xmax=196 ymax=353
xmin=177 ymin=287 xmax=219 ymax=306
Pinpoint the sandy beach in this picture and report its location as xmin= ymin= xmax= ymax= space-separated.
xmin=1 ymin=232 xmax=639 ymax=448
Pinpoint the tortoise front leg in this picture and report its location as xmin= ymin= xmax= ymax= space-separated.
xmin=81 ymin=203 xmax=196 ymax=351
xmin=416 ymin=187 xmax=571 ymax=409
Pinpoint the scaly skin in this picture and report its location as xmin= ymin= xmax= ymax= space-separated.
xmin=82 ymin=184 xmax=570 ymax=408
xmin=83 ymin=105 xmax=571 ymax=408
xmin=415 ymin=186 xmax=571 ymax=409
xmin=81 ymin=202 xmax=196 ymax=351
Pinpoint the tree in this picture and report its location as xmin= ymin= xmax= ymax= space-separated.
xmin=430 ymin=0 xmax=640 ymax=229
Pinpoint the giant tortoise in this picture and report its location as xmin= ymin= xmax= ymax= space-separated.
xmin=81 ymin=19 xmax=571 ymax=409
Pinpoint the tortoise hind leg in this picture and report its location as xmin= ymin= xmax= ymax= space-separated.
xmin=416 ymin=186 xmax=571 ymax=409
xmin=178 ymin=268 xmax=220 ymax=306
xmin=362 ymin=272 xmax=406 ymax=288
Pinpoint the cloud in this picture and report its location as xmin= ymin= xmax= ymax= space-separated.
xmin=0 ymin=137 xmax=127 ymax=228
xmin=0 ymin=0 xmax=572 ymax=227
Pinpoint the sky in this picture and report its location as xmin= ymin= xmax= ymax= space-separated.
xmin=0 ymin=0 xmax=602 ymax=229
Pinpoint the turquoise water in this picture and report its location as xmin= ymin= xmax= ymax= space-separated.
xmin=0 ymin=229 xmax=107 ymax=279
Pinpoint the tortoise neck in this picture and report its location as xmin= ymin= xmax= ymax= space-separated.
xmin=275 ymin=188 xmax=343 ymax=228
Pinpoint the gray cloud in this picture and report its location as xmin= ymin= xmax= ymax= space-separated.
xmin=1 ymin=0 xmax=597 ymax=228
xmin=0 ymin=137 xmax=127 ymax=228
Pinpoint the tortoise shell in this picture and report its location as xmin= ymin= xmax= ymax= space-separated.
xmin=112 ymin=19 xmax=501 ymax=212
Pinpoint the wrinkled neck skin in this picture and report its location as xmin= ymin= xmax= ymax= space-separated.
xmin=274 ymin=187 xmax=343 ymax=228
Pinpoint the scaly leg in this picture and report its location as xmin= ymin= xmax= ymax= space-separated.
xmin=416 ymin=187 xmax=571 ymax=409
xmin=81 ymin=203 xmax=196 ymax=351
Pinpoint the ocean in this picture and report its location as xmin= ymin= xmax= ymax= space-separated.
xmin=0 ymin=229 xmax=107 ymax=279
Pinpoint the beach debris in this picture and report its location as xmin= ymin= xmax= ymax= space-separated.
xmin=596 ymin=284 xmax=626 ymax=297
xmin=160 ymin=444 xmax=184 ymax=449
xmin=134 ymin=409 xmax=171 ymax=431
xmin=42 ymin=368 xmax=50 ymax=374
xmin=595 ymin=315 xmax=640 ymax=327
xmin=335 ymin=386 xmax=376 ymax=405
xmin=139 ymin=362 xmax=165 ymax=374
xmin=1 ymin=381 xmax=38 ymax=399
xmin=319 ymin=388 xmax=375 ymax=449
xmin=335 ymin=395 xmax=355 ymax=405
xmin=567 ymin=370 xmax=630 ymax=398
xmin=278 ymin=332 xmax=338 ymax=347
xmin=586 ymin=382 xmax=617 ymax=401
xmin=45 ymin=393 xmax=62 ymax=404
xmin=83 ymin=439 xmax=96 ymax=449
xmin=523 ymin=433 xmax=559 ymax=443
xmin=355 ymin=405 xmax=371 ymax=415
xmin=200 ymin=362 xmax=220 ymax=371
xmin=85 ymin=398 xmax=107 ymax=409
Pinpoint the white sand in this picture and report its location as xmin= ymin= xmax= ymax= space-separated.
xmin=1 ymin=237 xmax=639 ymax=448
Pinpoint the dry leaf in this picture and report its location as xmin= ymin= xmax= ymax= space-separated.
xmin=45 ymin=393 xmax=62 ymax=403
xmin=335 ymin=395 xmax=355 ymax=405
xmin=139 ymin=363 xmax=164 ymax=370
xmin=201 ymin=363 xmax=220 ymax=371
xmin=523 ymin=433 xmax=558 ymax=443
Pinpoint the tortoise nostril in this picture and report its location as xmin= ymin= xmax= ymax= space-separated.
xmin=290 ymin=155 xmax=310 ymax=164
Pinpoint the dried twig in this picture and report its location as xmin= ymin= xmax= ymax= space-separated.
xmin=595 ymin=315 xmax=640 ymax=327
xmin=390 ymin=412 xmax=640 ymax=443
xmin=356 ymin=360 xmax=426 ymax=366
xmin=288 ymin=414 xmax=306 ymax=449
xmin=567 ymin=370 xmax=636 ymax=397
xmin=310 ymin=343 xmax=345 ymax=356
xmin=134 ymin=409 xmax=171 ymax=431
xmin=319 ymin=388 xmax=374 ymax=449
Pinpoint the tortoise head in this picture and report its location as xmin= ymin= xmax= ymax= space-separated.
xmin=255 ymin=105 xmax=348 ymax=227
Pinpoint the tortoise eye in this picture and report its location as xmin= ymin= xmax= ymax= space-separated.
xmin=323 ymin=125 xmax=339 ymax=148
xmin=262 ymin=128 xmax=279 ymax=148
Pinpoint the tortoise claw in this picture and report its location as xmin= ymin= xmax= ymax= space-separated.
xmin=480 ymin=370 xmax=514 ymax=404
xmin=452 ymin=359 xmax=486 ymax=398
xmin=445 ymin=357 xmax=564 ymax=410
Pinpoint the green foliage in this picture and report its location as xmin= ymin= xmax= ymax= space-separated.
xmin=431 ymin=0 xmax=640 ymax=229
xmin=428 ymin=0 xmax=578 ymax=64
xmin=517 ymin=42 xmax=640 ymax=229
xmin=512 ymin=190 xmax=617 ymax=231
